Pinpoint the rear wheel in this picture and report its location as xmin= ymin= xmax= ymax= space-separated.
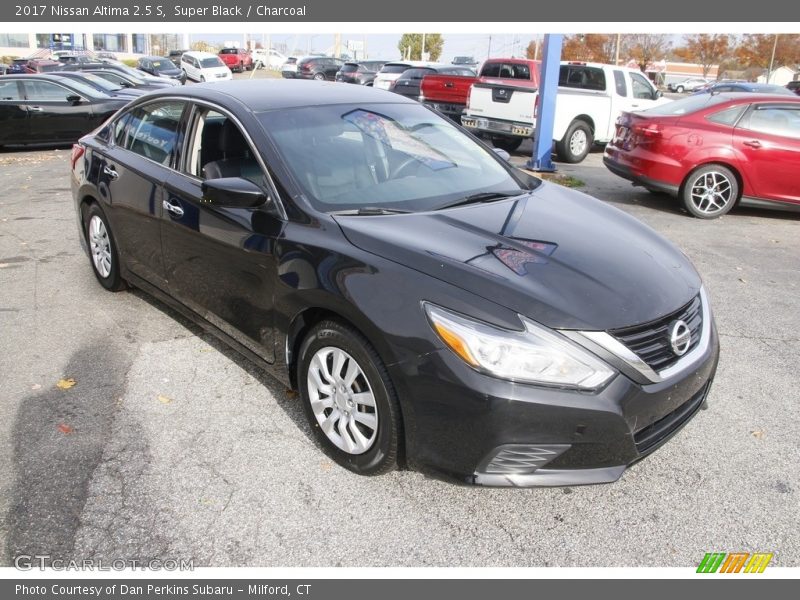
xmin=556 ymin=120 xmax=593 ymax=163
xmin=676 ymin=85 xmax=685 ymax=93
xmin=297 ymin=320 xmax=401 ymax=476
xmin=84 ymin=203 xmax=125 ymax=291
xmin=237 ymin=61 xmax=244 ymax=73
xmin=490 ymin=135 xmax=523 ymax=153
xmin=681 ymin=164 xmax=739 ymax=219
xmin=313 ymin=72 xmax=326 ymax=81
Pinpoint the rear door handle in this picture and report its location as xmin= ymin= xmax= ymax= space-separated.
xmin=162 ymin=199 xmax=184 ymax=218
xmin=103 ymin=165 xmax=119 ymax=179
xmin=743 ymin=140 xmax=762 ymax=148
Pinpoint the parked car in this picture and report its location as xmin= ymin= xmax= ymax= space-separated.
xmin=95 ymin=51 xmax=117 ymax=61
xmin=55 ymin=54 xmax=95 ymax=66
xmin=71 ymin=80 xmax=719 ymax=487
xmin=50 ymin=71 xmax=145 ymax=100
xmin=218 ymin=47 xmax=254 ymax=73
xmin=0 ymin=63 xmax=6 ymax=76
xmin=693 ymin=82 xmax=795 ymax=96
xmin=251 ymin=48 xmax=287 ymax=69
xmin=280 ymin=57 xmax=300 ymax=78
xmin=180 ymin=51 xmax=232 ymax=83
xmin=0 ymin=74 xmax=128 ymax=147
xmin=420 ymin=70 xmax=479 ymax=122
xmin=373 ymin=61 xmax=434 ymax=90
xmin=392 ymin=66 xmax=476 ymax=101
xmin=294 ymin=56 xmax=345 ymax=81
xmin=452 ymin=56 xmax=478 ymax=67
xmin=787 ymin=81 xmax=800 ymax=96
xmin=335 ymin=60 xmax=387 ymax=86
xmin=24 ymin=59 xmax=62 ymax=74
xmin=604 ymin=93 xmax=800 ymax=218
xmin=8 ymin=58 xmax=29 ymax=74
xmin=168 ymin=49 xmax=188 ymax=67
xmin=62 ymin=63 xmax=179 ymax=90
xmin=137 ymin=55 xmax=187 ymax=84
xmin=667 ymin=77 xmax=710 ymax=93
xmin=463 ymin=60 xmax=669 ymax=161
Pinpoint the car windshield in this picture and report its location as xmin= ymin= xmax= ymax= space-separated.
xmin=480 ymin=62 xmax=532 ymax=80
xmin=381 ymin=64 xmax=412 ymax=74
xmin=151 ymin=59 xmax=172 ymax=71
xmin=201 ymin=57 xmax=225 ymax=68
xmin=259 ymin=102 xmax=527 ymax=213
xmin=341 ymin=64 xmax=359 ymax=73
xmin=644 ymin=94 xmax=729 ymax=116
xmin=70 ymin=73 xmax=122 ymax=91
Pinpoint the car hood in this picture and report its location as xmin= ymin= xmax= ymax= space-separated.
xmin=156 ymin=68 xmax=183 ymax=77
xmin=333 ymin=182 xmax=701 ymax=331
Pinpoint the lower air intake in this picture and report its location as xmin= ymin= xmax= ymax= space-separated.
xmin=479 ymin=444 xmax=571 ymax=475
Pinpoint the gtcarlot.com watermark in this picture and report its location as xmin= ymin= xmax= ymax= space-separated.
xmin=14 ymin=555 xmax=194 ymax=571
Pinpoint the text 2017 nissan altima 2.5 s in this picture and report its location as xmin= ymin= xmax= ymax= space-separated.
xmin=71 ymin=80 xmax=719 ymax=487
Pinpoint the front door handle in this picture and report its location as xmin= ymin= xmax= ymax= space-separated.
xmin=28 ymin=106 xmax=43 ymax=112
xmin=162 ymin=199 xmax=184 ymax=218
xmin=743 ymin=140 xmax=762 ymax=149
xmin=103 ymin=165 xmax=119 ymax=179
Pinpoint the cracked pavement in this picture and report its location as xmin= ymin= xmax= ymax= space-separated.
xmin=1 ymin=146 xmax=798 ymax=567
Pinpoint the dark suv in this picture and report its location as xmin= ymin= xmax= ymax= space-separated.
xmin=295 ymin=56 xmax=345 ymax=81
xmin=335 ymin=61 xmax=388 ymax=86
xmin=787 ymin=80 xmax=800 ymax=96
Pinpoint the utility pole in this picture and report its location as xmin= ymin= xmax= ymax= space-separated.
xmin=421 ymin=33 xmax=426 ymax=60
xmin=615 ymin=33 xmax=621 ymax=65
xmin=766 ymin=33 xmax=779 ymax=84
xmin=334 ymin=33 xmax=341 ymax=58
xmin=487 ymin=35 xmax=492 ymax=59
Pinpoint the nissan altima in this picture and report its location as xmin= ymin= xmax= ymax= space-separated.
xmin=71 ymin=80 xmax=719 ymax=486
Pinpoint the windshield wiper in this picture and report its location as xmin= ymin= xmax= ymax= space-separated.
xmin=436 ymin=191 xmax=523 ymax=210
xmin=332 ymin=206 xmax=412 ymax=216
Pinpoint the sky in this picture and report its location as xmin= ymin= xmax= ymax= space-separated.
xmin=189 ymin=32 xmax=542 ymax=61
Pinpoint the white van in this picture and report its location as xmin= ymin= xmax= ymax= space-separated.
xmin=180 ymin=51 xmax=232 ymax=83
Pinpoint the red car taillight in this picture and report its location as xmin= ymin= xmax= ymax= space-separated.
xmin=466 ymin=84 xmax=472 ymax=108
xmin=71 ymin=144 xmax=85 ymax=170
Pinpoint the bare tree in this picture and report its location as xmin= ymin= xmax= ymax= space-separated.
xmin=623 ymin=34 xmax=672 ymax=72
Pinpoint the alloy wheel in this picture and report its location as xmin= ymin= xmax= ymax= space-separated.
xmin=89 ymin=215 xmax=112 ymax=278
xmin=689 ymin=170 xmax=734 ymax=216
xmin=306 ymin=346 xmax=378 ymax=454
xmin=569 ymin=129 xmax=588 ymax=158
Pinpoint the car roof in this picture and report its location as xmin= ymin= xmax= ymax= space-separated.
xmin=140 ymin=79 xmax=418 ymax=112
xmin=711 ymin=92 xmax=800 ymax=103
xmin=141 ymin=55 xmax=171 ymax=60
xmin=184 ymin=51 xmax=218 ymax=59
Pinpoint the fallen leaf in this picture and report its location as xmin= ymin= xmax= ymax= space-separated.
xmin=320 ymin=461 xmax=333 ymax=472
xmin=157 ymin=394 xmax=173 ymax=404
xmin=750 ymin=429 xmax=765 ymax=439
xmin=735 ymin=266 xmax=743 ymax=271
xmin=738 ymin=278 xmax=747 ymax=284
xmin=199 ymin=346 xmax=212 ymax=353
xmin=57 ymin=423 xmax=74 ymax=434
xmin=285 ymin=389 xmax=298 ymax=398
xmin=31 ymin=383 xmax=42 ymax=390
xmin=56 ymin=378 xmax=76 ymax=390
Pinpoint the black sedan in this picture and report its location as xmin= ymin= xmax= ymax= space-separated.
xmin=136 ymin=55 xmax=187 ymax=84
xmin=0 ymin=74 xmax=128 ymax=147
xmin=50 ymin=71 xmax=146 ymax=100
xmin=392 ymin=65 xmax=475 ymax=101
xmin=62 ymin=66 xmax=173 ymax=92
xmin=62 ymin=62 xmax=179 ymax=89
xmin=71 ymin=81 xmax=719 ymax=487
xmin=335 ymin=60 xmax=387 ymax=86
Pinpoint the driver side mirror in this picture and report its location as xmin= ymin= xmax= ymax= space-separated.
xmin=492 ymin=147 xmax=511 ymax=162
xmin=66 ymin=94 xmax=82 ymax=105
xmin=201 ymin=177 xmax=267 ymax=208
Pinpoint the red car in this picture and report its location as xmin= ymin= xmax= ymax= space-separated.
xmin=604 ymin=93 xmax=800 ymax=219
xmin=217 ymin=47 xmax=253 ymax=73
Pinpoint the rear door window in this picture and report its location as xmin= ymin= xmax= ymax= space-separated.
xmin=613 ymin=70 xmax=627 ymax=96
xmin=742 ymin=105 xmax=800 ymax=138
xmin=124 ymin=101 xmax=186 ymax=165
xmin=0 ymin=80 xmax=22 ymax=100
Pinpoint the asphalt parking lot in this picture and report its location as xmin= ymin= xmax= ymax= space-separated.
xmin=1 ymin=143 xmax=798 ymax=567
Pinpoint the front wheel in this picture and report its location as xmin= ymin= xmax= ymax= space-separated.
xmin=681 ymin=164 xmax=739 ymax=219
xmin=84 ymin=203 xmax=125 ymax=291
xmin=297 ymin=321 xmax=401 ymax=476
xmin=676 ymin=85 xmax=685 ymax=93
xmin=556 ymin=120 xmax=593 ymax=163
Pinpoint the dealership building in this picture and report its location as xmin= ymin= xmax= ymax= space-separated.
xmin=0 ymin=32 xmax=189 ymax=58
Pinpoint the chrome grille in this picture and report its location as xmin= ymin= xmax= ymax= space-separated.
xmin=610 ymin=295 xmax=703 ymax=372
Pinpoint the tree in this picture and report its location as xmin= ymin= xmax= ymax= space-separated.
xmin=735 ymin=34 xmax=800 ymax=69
xmin=560 ymin=34 xmax=616 ymax=64
xmin=671 ymin=34 xmax=730 ymax=77
xmin=190 ymin=40 xmax=217 ymax=53
xmin=622 ymin=34 xmax=672 ymax=72
xmin=525 ymin=40 xmax=539 ymax=60
xmin=397 ymin=33 xmax=444 ymax=61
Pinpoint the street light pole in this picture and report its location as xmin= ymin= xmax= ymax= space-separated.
xmin=766 ymin=34 xmax=779 ymax=84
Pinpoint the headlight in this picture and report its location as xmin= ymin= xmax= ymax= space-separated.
xmin=424 ymin=303 xmax=615 ymax=390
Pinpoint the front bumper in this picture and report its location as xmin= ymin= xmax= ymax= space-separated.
xmin=461 ymin=115 xmax=534 ymax=138
xmin=393 ymin=317 xmax=719 ymax=487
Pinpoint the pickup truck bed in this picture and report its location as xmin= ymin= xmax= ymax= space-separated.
xmin=420 ymin=73 xmax=477 ymax=122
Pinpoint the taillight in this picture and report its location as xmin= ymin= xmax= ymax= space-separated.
xmin=71 ymin=144 xmax=85 ymax=170
xmin=466 ymin=84 xmax=472 ymax=108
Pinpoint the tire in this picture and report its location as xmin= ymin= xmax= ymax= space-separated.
xmin=297 ymin=320 xmax=401 ymax=476
xmin=676 ymin=85 xmax=685 ymax=93
xmin=681 ymin=164 xmax=739 ymax=219
xmin=83 ymin=203 xmax=125 ymax=291
xmin=313 ymin=72 xmax=325 ymax=81
xmin=556 ymin=120 xmax=593 ymax=163
xmin=489 ymin=135 xmax=523 ymax=153
xmin=237 ymin=62 xmax=243 ymax=73
xmin=200 ymin=75 xmax=205 ymax=82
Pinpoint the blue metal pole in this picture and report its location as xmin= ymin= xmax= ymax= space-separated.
xmin=526 ymin=34 xmax=563 ymax=172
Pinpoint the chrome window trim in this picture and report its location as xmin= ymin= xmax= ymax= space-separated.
xmin=565 ymin=287 xmax=711 ymax=384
